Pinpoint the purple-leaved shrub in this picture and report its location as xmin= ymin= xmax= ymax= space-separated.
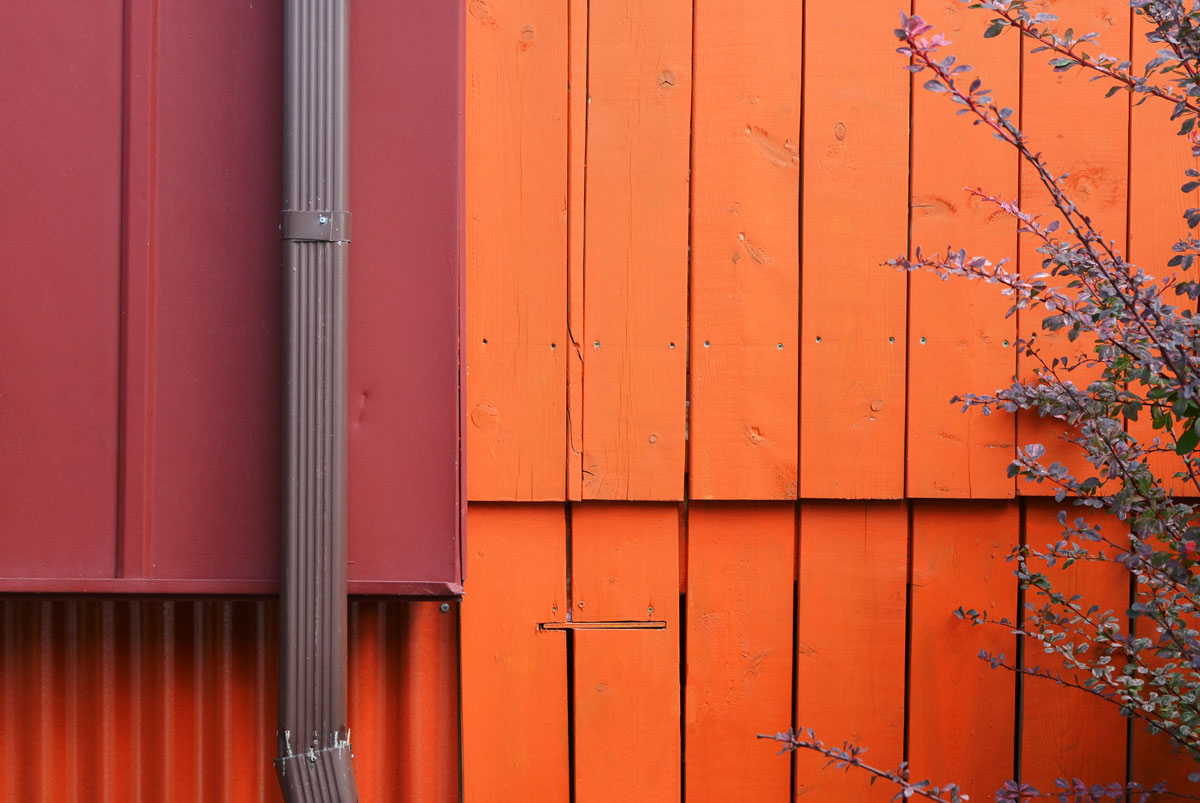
xmin=764 ymin=2 xmax=1200 ymax=801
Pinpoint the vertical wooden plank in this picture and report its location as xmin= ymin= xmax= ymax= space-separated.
xmin=0 ymin=1 xmax=122 ymax=577
xmin=460 ymin=505 xmax=570 ymax=800
xmin=799 ymin=1 xmax=909 ymax=499
xmin=581 ymin=0 xmax=691 ymax=500
xmin=688 ymin=1 xmax=802 ymax=500
xmin=685 ymin=503 xmax=794 ymax=801
xmin=466 ymin=0 xmax=568 ymax=501
xmin=567 ymin=0 xmax=587 ymax=502
xmin=1129 ymin=15 xmax=1199 ymax=497
xmin=1132 ymin=727 xmax=1195 ymax=802
xmin=572 ymin=503 xmax=681 ymax=801
xmin=794 ymin=502 xmax=908 ymax=799
xmin=1022 ymin=500 xmax=1128 ymax=789
xmin=909 ymin=501 xmax=1018 ymax=798
xmin=1126 ymin=42 xmax=1199 ymax=794
xmin=1017 ymin=0 xmax=1130 ymax=495
xmin=907 ymin=2 xmax=1019 ymax=499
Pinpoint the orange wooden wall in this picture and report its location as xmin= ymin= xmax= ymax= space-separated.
xmin=460 ymin=0 xmax=1194 ymax=800
xmin=3 ymin=1 xmax=1197 ymax=801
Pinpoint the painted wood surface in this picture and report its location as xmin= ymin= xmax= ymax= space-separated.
xmin=459 ymin=505 xmax=570 ymax=801
xmin=909 ymin=502 xmax=1019 ymax=798
xmin=580 ymin=1 xmax=691 ymax=500
xmin=1132 ymin=727 xmax=1196 ymax=802
xmin=688 ymin=0 xmax=802 ymax=500
xmin=907 ymin=0 xmax=1019 ymax=499
xmin=567 ymin=0 xmax=588 ymax=502
xmin=572 ymin=504 xmax=681 ymax=802
xmin=794 ymin=502 xmax=908 ymax=799
xmin=1016 ymin=0 xmax=1130 ymax=495
xmin=684 ymin=503 xmax=794 ymax=801
xmin=798 ymin=0 xmax=910 ymax=499
xmin=1021 ymin=502 xmax=1129 ymax=791
xmin=1129 ymin=13 xmax=1199 ymax=496
xmin=466 ymin=0 xmax=568 ymax=501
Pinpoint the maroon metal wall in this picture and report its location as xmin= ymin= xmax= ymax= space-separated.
xmin=0 ymin=0 xmax=463 ymax=594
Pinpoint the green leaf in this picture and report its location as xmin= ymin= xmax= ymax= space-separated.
xmin=984 ymin=21 xmax=1005 ymax=38
xmin=1176 ymin=424 xmax=1199 ymax=456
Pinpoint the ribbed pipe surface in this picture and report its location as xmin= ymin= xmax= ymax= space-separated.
xmin=277 ymin=0 xmax=354 ymax=800
xmin=279 ymin=242 xmax=353 ymax=796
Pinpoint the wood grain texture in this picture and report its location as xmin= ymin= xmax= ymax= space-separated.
xmin=909 ymin=501 xmax=1018 ymax=799
xmin=567 ymin=0 xmax=588 ymax=501
xmin=1132 ymin=726 xmax=1195 ymax=802
xmin=907 ymin=1 xmax=1018 ymax=499
xmin=460 ymin=505 xmax=570 ymax=800
xmin=1129 ymin=14 xmax=1199 ymax=497
xmin=1021 ymin=501 xmax=1128 ymax=790
xmin=684 ymin=503 xmax=794 ymax=801
xmin=581 ymin=0 xmax=691 ymax=500
xmin=798 ymin=0 xmax=910 ymax=499
xmin=1016 ymin=0 xmax=1130 ymax=495
xmin=794 ymin=502 xmax=908 ymax=799
xmin=572 ymin=504 xmax=681 ymax=801
xmin=466 ymin=0 xmax=568 ymax=500
xmin=688 ymin=0 xmax=802 ymax=500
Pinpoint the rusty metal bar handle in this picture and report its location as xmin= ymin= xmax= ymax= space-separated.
xmin=275 ymin=1 xmax=358 ymax=801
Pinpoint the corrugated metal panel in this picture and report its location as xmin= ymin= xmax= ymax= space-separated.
xmin=0 ymin=599 xmax=458 ymax=802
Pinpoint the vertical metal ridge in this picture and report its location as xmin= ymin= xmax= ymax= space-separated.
xmin=278 ymin=0 xmax=356 ymax=800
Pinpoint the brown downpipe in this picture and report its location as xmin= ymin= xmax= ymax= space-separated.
xmin=276 ymin=1 xmax=358 ymax=800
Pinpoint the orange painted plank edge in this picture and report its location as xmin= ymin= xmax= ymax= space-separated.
xmin=466 ymin=0 xmax=568 ymax=500
xmin=460 ymin=505 xmax=570 ymax=800
xmin=799 ymin=0 xmax=910 ymax=499
xmin=907 ymin=2 xmax=1018 ymax=499
xmin=685 ymin=503 xmax=795 ymax=800
xmin=572 ymin=503 xmax=681 ymax=802
xmin=909 ymin=501 xmax=1019 ymax=799
xmin=580 ymin=0 xmax=690 ymax=500
xmin=567 ymin=0 xmax=587 ymax=501
xmin=795 ymin=501 xmax=908 ymax=799
xmin=688 ymin=0 xmax=801 ymax=500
